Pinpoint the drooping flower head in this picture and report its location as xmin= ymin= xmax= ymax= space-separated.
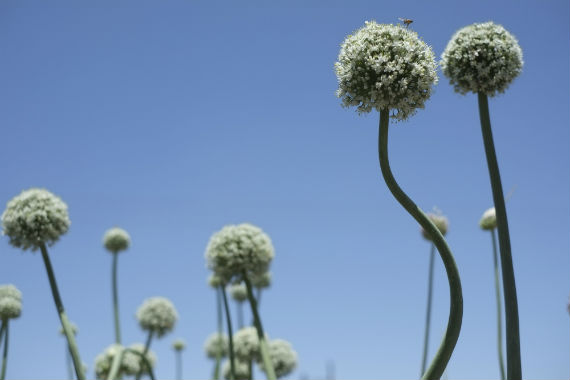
xmin=0 ymin=284 xmax=22 ymax=320
xmin=233 ymin=326 xmax=266 ymax=361
xmin=421 ymin=213 xmax=449 ymax=241
xmin=260 ymin=339 xmax=298 ymax=379
xmin=335 ymin=21 xmax=438 ymax=120
xmin=172 ymin=338 xmax=186 ymax=351
xmin=204 ymin=332 xmax=229 ymax=359
xmin=103 ymin=227 xmax=131 ymax=254
xmin=441 ymin=22 xmax=523 ymax=96
xmin=1 ymin=188 xmax=70 ymax=251
xmin=230 ymin=283 xmax=248 ymax=302
xmin=479 ymin=207 xmax=497 ymax=230
xmin=222 ymin=359 xmax=250 ymax=380
xmin=205 ymin=223 xmax=275 ymax=283
xmin=251 ymin=271 xmax=272 ymax=289
xmin=136 ymin=297 xmax=178 ymax=337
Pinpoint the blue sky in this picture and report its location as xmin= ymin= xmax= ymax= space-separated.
xmin=0 ymin=1 xmax=568 ymax=379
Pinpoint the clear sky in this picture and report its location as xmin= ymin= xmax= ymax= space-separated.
xmin=0 ymin=1 xmax=568 ymax=379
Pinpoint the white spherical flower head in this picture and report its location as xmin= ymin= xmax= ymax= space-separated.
xmin=172 ymin=338 xmax=186 ymax=351
xmin=0 ymin=284 xmax=22 ymax=320
xmin=205 ymin=223 xmax=275 ymax=283
xmin=103 ymin=227 xmax=131 ymax=254
xmin=335 ymin=21 xmax=438 ymax=121
xmin=260 ymin=339 xmax=298 ymax=379
xmin=208 ymin=273 xmax=224 ymax=288
xmin=479 ymin=207 xmax=497 ymax=230
xmin=230 ymin=283 xmax=248 ymax=302
xmin=233 ymin=326 xmax=267 ymax=361
xmin=251 ymin=271 xmax=272 ymax=289
xmin=222 ymin=359 xmax=250 ymax=380
xmin=123 ymin=343 xmax=157 ymax=376
xmin=1 ymin=188 xmax=70 ymax=251
xmin=136 ymin=297 xmax=178 ymax=338
xmin=204 ymin=332 xmax=229 ymax=359
xmin=441 ymin=22 xmax=523 ymax=96
xmin=421 ymin=213 xmax=449 ymax=241
xmin=94 ymin=344 xmax=123 ymax=380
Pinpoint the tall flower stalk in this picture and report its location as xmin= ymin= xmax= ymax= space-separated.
xmin=335 ymin=22 xmax=463 ymax=379
xmin=441 ymin=22 xmax=523 ymax=380
xmin=221 ymin=285 xmax=237 ymax=380
xmin=59 ymin=322 xmax=78 ymax=380
xmin=0 ymin=285 xmax=21 ymax=380
xmin=172 ymin=339 xmax=186 ymax=380
xmin=0 ymin=320 xmax=8 ymax=380
xmin=1 ymin=189 xmax=85 ymax=380
xmin=209 ymin=274 xmax=226 ymax=380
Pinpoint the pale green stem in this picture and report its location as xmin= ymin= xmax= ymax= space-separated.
xmin=66 ymin=344 xmax=73 ymax=380
xmin=491 ymin=229 xmax=506 ymax=380
xmin=112 ymin=252 xmax=122 ymax=344
xmin=420 ymin=244 xmax=436 ymax=377
xmin=0 ymin=319 xmax=8 ymax=380
xmin=242 ymin=273 xmax=276 ymax=380
xmin=378 ymin=110 xmax=463 ymax=380
xmin=478 ymin=93 xmax=521 ymax=380
xmin=214 ymin=287 xmax=223 ymax=380
xmin=175 ymin=350 xmax=182 ymax=380
xmin=135 ymin=331 xmax=154 ymax=380
xmin=39 ymin=243 xmax=85 ymax=380
xmin=106 ymin=346 xmax=125 ymax=380
xmin=221 ymin=285 xmax=236 ymax=380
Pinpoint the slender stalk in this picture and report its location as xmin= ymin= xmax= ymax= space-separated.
xmin=248 ymin=359 xmax=253 ymax=380
xmin=0 ymin=320 xmax=8 ymax=380
xmin=39 ymin=243 xmax=85 ymax=380
xmin=477 ymin=93 xmax=521 ymax=380
xmin=66 ymin=345 xmax=73 ymax=380
xmin=0 ymin=321 xmax=5 ymax=377
xmin=237 ymin=302 xmax=244 ymax=329
xmin=221 ymin=285 xmax=236 ymax=380
xmin=242 ymin=273 xmax=276 ymax=380
xmin=377 ymin=110 xmax=463 ymax=380
xmin=420 ymin=244 xmax=436 ymax=376
xmin=135 ymin=331 xmax=154 ymax=380
xmin=175 ymin=349 xmax=182 ymax=380
xmin=214 ymin=287 xmax=223 ymax=380
xmin=112 ymin=252 xmax=122 ymax=344
xmin=106 ymin=346 xmax=125 ymax=380
xmin=491 ymin=229 xmax=506 ymax=380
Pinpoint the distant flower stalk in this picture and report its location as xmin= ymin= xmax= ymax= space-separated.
xmin=172 ymin=339 xmax=186 ymax=380
xmin=0 ymin=285 xmax=22 ymax=380
xmin=59 ymin=322 xmax=78 ymax=380
xmin=208 ymin=274 xmax=225 ymax=380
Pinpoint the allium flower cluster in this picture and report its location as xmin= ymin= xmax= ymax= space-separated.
xmin=230 ymin=283 xmax=248 ymax=302
xmin=251 ymin=271 xmax=271 ymax=289
xmin=172 ymin=338 xmax=186 ymax=351
xmin=335 ymin=21 xmax=438 ymax=120
xmin=125 ymin=343 xmax=157 ymax=375
xmin=421 ymin=213 xmax=449 ymax=241
xmin=204 ymin=332 xmax=229 ymax=359
xmin=208 ymin=273 xmax=224 ymax=288
xmin=94 ymin=344 xmax=123 ymax=379
xmin=103 ymin=227 xmax=130 ymax=254
xmin=441 ymin=22 xmax=523 ymax=96
xmin=136 ymin=297 xmax=178 ymax=337
xmin=222 ymin=359 xmax=250 ymax=380
xmin=94 ymin=344 xmax=155 ymax=379
xmin=261 ymin=339 xmax=298 ymax=378
xmin=233 ymin=326 xmax=263 ymax=361
xmin=1 ymin=188 xmax=70 ymax=251
xmin=479 ymin=207 xmax=497 ymax=230
xmin=0 ymin=284 xmax=22 ymax=320
xmin=205 ymin=223 xmax=274 ymax=283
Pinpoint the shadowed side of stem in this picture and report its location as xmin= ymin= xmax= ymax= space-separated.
xmin=0 ymin=320 xmax=8 ymax=380
xmin=221 ymin=285 xmax=236 ymax=380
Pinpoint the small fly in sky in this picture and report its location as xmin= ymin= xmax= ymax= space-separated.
xmin=399 ymin=18 xmax=413 ymax=28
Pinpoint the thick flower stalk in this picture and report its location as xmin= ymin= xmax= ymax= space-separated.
xmin=172 ymin=339 xmax=186 ymax=380
xmin=0 ymin=285 xmax=22 ymax=380
xmin=103 ymin=227 xmax=131 ymax=345
xmin=335 ymin=21 xmax=462 ymax=380
xmin=59 ymin=322 xmax=78 ymax=380
xmin=1 ymin=189 xmax=85 ymax=380
xmin=259 ymin=339 xmax=297 ymax=379
xmin=442 ymin=22 xmax=523 ymax=380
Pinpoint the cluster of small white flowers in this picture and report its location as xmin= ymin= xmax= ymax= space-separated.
xmin=441 ymin=22 xmax=523 ymax=96
xmin=94 ymin=343 xmax=155 ymax=379
xmin=0 ymin=284 xmax=22 ymax=320
xmin=233 ymin=326 xmax=263 ymax=361
xmin=421 ymin=213 xmax=449 ymax=241
xmin=124 ymin=343 xmax=157 ymax=375
xmin=251 ymin=271 xmax=271 ymax=289
xmin=335 ymin=21 xmax=438 ymax=121
xmin=261 ymin=339 xmax=298 ymax=379
xmin=103 ymin=227 xmax=131 ymax=254
xmin=230 ymin=283 xmax=248 ymax=302
xmin=208 ymin=273 xmax=224 ymax=288
xmin=222 ymin=359 xmax=250 ymax=380
xmin=205 ymin=223 xmax=274 ymax=283
xmin=1 ymin=188 xmax=70 ymax=251
xmin=479 ymin=207 xmax=497 ymax=230
xmin=204 ymin=332 xmax=229 ymax=359
xmin=94 ymin=344 xmax=122 ymax=379
xmin=172 ymin=338 xmax=186 ymax=351
xmin=136 ymin=297 xmax=178 ymax=337
xmin=59 ymin=322 xmax=78 ymax=336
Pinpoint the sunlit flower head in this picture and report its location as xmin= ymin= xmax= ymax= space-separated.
xmin=260 ymin=339 xmax=298 ymax=379
xmin=251 ymin=271 xmax=272 ymax=289
xmin=103 ymin=227 xmax=130 ymax=254
xmin=230 ymin=283 xmax=248 ymax=302
xmin=479 ymin=207 xmax=497 ymax=230
xmin=335 ymin=20 xmax=438 ymax=121
xmin=205 ymin=223 xmax=274 ymax=283
xmin=204 ymin=332 xmax=229 ymax=359
xmin=124 ymin=343 xmax=157 ymax=376
xmin=234 ymin=326 xmax=266 ymax=361
xmin=441 ymin=22 xmax=523 ymax=96
xmin=0 ymin=284 xmax=22 ymax=320
xmin=94 ymin=344 xmax=123 ymax=379
xmin=136 ymin=297 xmax=178 ymax=337
xmin=1 ymin=188 xmax=70 ymax=251
xmin=94 ymin=343 xmax=155 ymax=379
xmin=172 ymin=338 xmax=186 ymax=351
xmin=59 ymin=322 xmax=78 ymax=336
xmin=222 ymin=359 xmax=250 ymax=380
xmin=421 ymin=213 xmax=449 ymax=241
xmin=208 ymin=273 xmax=224 ymax=288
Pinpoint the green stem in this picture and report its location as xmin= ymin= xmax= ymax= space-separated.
xmin=0 ymin=322 xmax=5 ymax=378
xmin=176 ymin=350 xmax=182 ymax=380
xmin=420 ymin=244 xmax=436 ymax=376
xmin=214 ymin=286 xmax=223 ymax=380
xmin=491 ymin=229 xmax=506 ymax=380
xmin=112 ymin=252 xmax=122 ymax=344
xmin=126 ymin=348 xmax=156 ymax=380
xmin=221 ymin=285 xmax=236 ymax=380
xmin=243 ymin=273 xmax=276 ymax=380
xmin=477 ymin=93 xmax=521 ymax=380
xmin=66 ymin=345 xmax=73 ymax=380
xmin=106 ymin=346 xmax=125 ymax=380
xmin=378 ymin=110 xmax=463 ymax=380
xmin=248 ymin=359 xmax=253 ymax=380
xmin=39 ymin=243 xmax=85 ymax=380
xmin=0 ymin=320 xmax=8 ymax=380
xmin=135 ymin=331 xmax=154 ymax=380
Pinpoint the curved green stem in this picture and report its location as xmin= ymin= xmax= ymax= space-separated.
xmin=135 ymin=331 xmax=154 ymax=380
xmin=378 ymin=110 xmax=463 ymax=380
xmin=214 ymin=287 xmax=223 ymax=380
xmin=221 ymin=285 xmax=236 ymax=380
xmin=112 ymin=252 xmax=122 ymax=344
xmin=243 ymin=272 xmax=276 ymax=380
xmin=106 ymin=346 xmax=125 ymax=380
xmin=491 ymin=229 xmax=506 ymax=380
xmin=0 ymin=320 xmax=8 ymax=380
xmin=39 ymin=243 xmax=85 ymax=380
xmin=478 ymin=93 xmax=521 ymax=380
xmin=420 ymin=244 xmax=436 ymax=376
xmin=127 ymin=348 xmax=156 ymax=380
